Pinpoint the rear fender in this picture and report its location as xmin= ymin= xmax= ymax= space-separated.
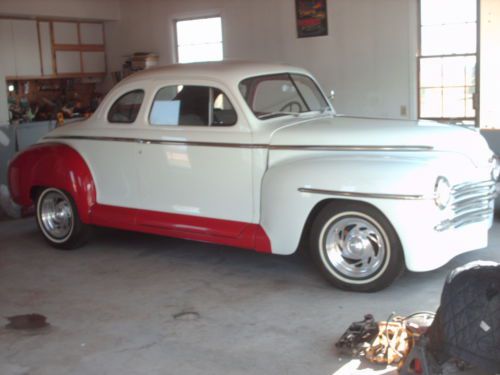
xmin=8 ymin=143 xmax=96 ymax=222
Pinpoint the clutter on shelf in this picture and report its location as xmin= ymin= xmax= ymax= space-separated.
xmin=6 ymin=78 xmax=103 ymax=124
xmin=116 ymin=52 xmax=159 ymax=82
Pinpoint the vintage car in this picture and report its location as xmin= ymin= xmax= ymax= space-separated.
xmin=8 ymin=61 xmax=498 ymax=292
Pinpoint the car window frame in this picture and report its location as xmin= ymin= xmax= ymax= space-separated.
xmin=107 ymin=89 xmax=145 ymax=125
xmin=147 ymin=84 xmax=238 ymax=128
xmin=238 ymin=72 xmax=331 ymax=120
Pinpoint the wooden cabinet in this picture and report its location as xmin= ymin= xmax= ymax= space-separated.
xmin=1 ymin=19 xmax=106 ymax=78
xmin=52 ymin=21 xmax=106 ymax=76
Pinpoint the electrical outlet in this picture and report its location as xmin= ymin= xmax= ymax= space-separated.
xmin=400 ymin=105 xmax=407 ymax=117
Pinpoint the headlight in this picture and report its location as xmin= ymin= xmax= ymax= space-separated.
xmin=434 ymin=176 xmax=451 ymax=210
xmin=490 ymin=155 xmax=500 ymax=181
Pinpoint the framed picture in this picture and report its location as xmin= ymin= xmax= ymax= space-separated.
xmin=295 ymin=0 xmax=328 ymax=38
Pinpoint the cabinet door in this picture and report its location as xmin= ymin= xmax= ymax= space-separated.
xmin=11 ymin=20 xmax=41 ymax=76
xmin=39 ymin=21 xmax=54 ymax=75
xmin=53 ymin=22 xmax=79 ymax=45
xmin=56 ymin=51 xmax=81 ymax=74
xmin=0 ymin=20 xmax=16 ymax=76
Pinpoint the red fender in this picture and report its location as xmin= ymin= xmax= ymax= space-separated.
xmin=8 ymin=143 xmax=96 ymax=223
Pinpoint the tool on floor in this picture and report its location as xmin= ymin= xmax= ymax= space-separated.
xmin=335 ymin=314 xmax=379 ymax=356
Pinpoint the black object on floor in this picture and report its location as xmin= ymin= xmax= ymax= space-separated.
xmin=412 ymin=260 xmax=500 ymax=375
xmin=336 ymin=314 xmax=379 ymax=356
xmin=5 ymin=313 xmax=49 ymax=330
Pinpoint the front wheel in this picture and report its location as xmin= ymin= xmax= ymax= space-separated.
xmin=36 ymin=187 xmax=89 ymax=250
xmin=309 ymin=201 xmax=404 ymax=292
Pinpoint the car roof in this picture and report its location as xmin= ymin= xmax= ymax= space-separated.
xmin=121 ymin=60 xmax=312 ymax=86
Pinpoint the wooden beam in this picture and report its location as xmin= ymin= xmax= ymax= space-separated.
xmin=49 ymin=21 xmax=57 ymax=74
xmin=6 ymin=73 xmax=106 ymax=80
xmin=53 ymin=44 xmax=105 ymax=52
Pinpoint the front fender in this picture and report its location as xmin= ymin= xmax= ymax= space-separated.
xmin=8 ymin=143 xmax=96 ymax=222
xmin=260 ymin=153 xmax=440 ymax=255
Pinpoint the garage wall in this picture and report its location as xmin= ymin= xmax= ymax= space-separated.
xmin=105 ymin=0 xmax=418 ymax=120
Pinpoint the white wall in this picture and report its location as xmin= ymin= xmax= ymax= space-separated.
xmin=105 ymin=0 xmax=418 ymax=119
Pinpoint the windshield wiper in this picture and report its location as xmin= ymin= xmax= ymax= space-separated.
xmin=257 ymin=111 xmax=300 ymax=120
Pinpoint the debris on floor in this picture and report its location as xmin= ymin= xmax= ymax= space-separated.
xmin=336 ymin=312 xmax=434 ymax=370
xmin=336 ymin=314 xmax=379 ymax=357
xmin=172 ymin=311 xmax=200 ymax=321
xmin=336 ymin=261 xmax=500 ymax=375
xmin=5 ymin=314 xmax=49 ymax=330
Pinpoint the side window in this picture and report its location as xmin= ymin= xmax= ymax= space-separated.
xmin=150 ymin=85 xmax=237 ymax=126
xmin=108 ymin=90 xmax=144 ymax=123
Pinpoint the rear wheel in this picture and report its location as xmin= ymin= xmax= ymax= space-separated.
xmin=309 ymin=201 xmax=404 ymax=292
xmin=36 ymin=188 xmax=89 ymax=249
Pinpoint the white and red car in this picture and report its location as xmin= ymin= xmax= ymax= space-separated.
xmin=8 ymin=61 xmax=498 ymax=291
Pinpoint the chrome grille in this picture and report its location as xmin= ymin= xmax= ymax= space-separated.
xmin=435 ymin=180 xmax=496 ymax=231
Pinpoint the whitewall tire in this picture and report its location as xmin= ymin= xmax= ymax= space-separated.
xmin=36 ymin=188 xmax=89 ymax=250
xmin=310 ymin=201 xmax=404 ymax=292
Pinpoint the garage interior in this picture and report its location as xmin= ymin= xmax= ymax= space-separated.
xmin=1 ymin=0 xmax=500 ymax=374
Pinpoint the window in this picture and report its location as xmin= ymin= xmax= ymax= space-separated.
xmin=239 ymin=74 xmax=329 ymax=119
xmin=418 ymin=0 xmax=478 ymax=123
xmin=149 ymin=85 xmax=237 ymax=126
xmin=108 ymin=90 xmax=144 ymax=123
xmin=175 ymin=17 xmax=223 ymax=63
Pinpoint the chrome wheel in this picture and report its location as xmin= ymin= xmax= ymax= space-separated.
xmin=321 ymin=214 xmax=387 ymax=280
xmin=38 ymin=189 xmax=74 ymax=241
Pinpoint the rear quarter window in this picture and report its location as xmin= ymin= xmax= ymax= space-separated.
xmin=108 ymin=90 xmax=145 ymax=123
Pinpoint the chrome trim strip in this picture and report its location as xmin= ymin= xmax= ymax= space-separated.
xmin=270 ymin=145 xmax=433 ymax=151
xmin=44 ymin=135 xmax=268 ymax=149
xmin=297 ymin=187 xmax=427 ymax=200
xmin=44 ymin=135 xmax=433 ymax=152
xmin=435 ymin=210 xmax=493 ymax=231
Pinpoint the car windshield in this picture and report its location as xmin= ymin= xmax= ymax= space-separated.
xmin=239 ymin=73 xmax=331 ymax=120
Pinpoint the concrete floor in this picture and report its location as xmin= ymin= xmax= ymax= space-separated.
xmin=1 ymin=218 xmax=498 ymax=375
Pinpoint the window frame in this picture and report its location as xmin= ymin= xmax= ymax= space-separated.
xmin=238 ymin=72 xmax=331 ymax=120
xmin=147 ymin=84 xmax=238 ymax=127
xmin=174 ymin=15 xmax=224 ymax=64
xmin=107 ymin=89 xmax=145 ymax=124
xmin=417 ymin=0 xmax=480 ymax=125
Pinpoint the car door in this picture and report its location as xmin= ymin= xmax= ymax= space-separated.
xmin=74 ymin=87 xmax=144 ymax=210
xmin=137 ymin=82 xmax=255 ymax=238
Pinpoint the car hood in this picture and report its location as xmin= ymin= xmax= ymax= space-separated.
xmin=268 ymin=115 xmax=492 ymax=166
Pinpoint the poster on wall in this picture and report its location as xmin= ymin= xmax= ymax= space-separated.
xmin=295 ymin=0 xmax=328 ymax=38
